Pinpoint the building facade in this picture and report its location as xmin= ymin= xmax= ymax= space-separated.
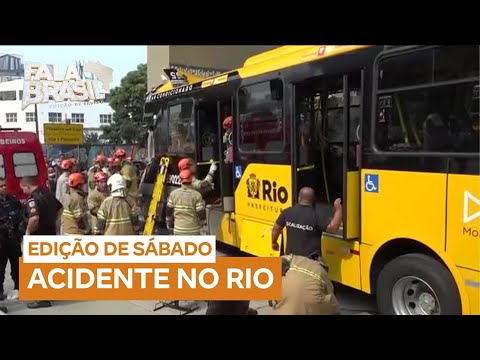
xmin=147 ymin=46 xmax=277 ymax=90
xmin=0 ymin=53 xmax=24 ymax=83
xmin=0 ymin=79 xmax=113 ymax=143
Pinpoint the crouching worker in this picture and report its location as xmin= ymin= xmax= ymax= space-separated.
xmin=272 ymin=253 xmax=340 ymax=315
xmin=97 ymin=173 xmax=140 ymax=235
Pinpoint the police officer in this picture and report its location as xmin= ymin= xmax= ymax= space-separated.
xmin=166 ymin=170 xmax=206 ymax=236
xmin=114 ymin=149 xmax=139 ymax=200
xmin=270 ymin=187 xmax=343 ymax=315
xmin=0 ymin=178 xmax=24 ymax=302
xmin=97 ymin=173 xmax=140 ymax=235
xmin=87 ymin=155 xmax=107 ymax=193
xmin=87 ymin=171 xmax=110 ymax=235
xmin=177 ymin=158 xmax=217 ymax=195
xmin=20 ymin=176 xmax=63 ymax=309
xmin=62 ymin=173 xmax=90 ymax=235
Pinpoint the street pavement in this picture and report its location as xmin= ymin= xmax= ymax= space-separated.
xmin=1 ymin=244 xmax=378 ymax=315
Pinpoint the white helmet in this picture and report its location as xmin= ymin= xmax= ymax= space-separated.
xmin=107 ymin=173 xmax=126 ymax=193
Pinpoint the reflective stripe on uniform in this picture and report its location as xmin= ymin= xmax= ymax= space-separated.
xmin=105 ymin=217 xmax=132 ymax=224
xmin=288 ymin=265 xmax=323 ymax=282
xmin=63 ymin=208 xmax=84 ymax=219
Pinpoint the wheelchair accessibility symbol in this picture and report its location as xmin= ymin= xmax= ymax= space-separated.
xmin=365 ymin=174 xmax=379 ymax=193
xmin=235 ymin=165 xmax=243 ymax=179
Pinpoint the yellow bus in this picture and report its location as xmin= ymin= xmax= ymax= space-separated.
xmin=142 ymin=45 xmax=480 ymax=315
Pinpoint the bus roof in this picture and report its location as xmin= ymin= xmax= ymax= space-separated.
xmin=146 ymin=45 xmax=371 ymax=101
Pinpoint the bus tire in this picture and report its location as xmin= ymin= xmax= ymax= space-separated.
xmin=376 ymin=253 xmax=462 ymax=315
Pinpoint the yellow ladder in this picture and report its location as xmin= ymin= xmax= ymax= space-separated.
xmin=143 ymin=157 xmax=170 ymax=235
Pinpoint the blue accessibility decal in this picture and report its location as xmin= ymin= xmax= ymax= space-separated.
xmin=235 ymin=165 xmax=243 ymax=179
xmin=364 ymin=174 xmax=379 ymax=193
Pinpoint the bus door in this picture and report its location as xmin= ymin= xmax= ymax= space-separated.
xmin=195 ymin=101 xmax=221 ymax=203
xmin=294 ymin=72 xmax=362 ymax=288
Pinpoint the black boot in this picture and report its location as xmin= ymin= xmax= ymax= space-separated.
xmin=0 ymin=306 xmax=7 ymax=313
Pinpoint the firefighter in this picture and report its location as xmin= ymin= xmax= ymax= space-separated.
xmin=272 ymin=253 xmax=340 ymax=315
xmin=166 ymin=169 xmax=205 ymax=235
xmin=56 ymin=159 xmax=74 ymax=234
xmin=87 ymin=154 xmax=107 ymax=193
xmin=87 ymin=171 xmax=110 ymax=235
xmin=109 ymin=158 xmax=122 ymax=175
xmin=62 ymin=173 xmax=90 ymax=235
xmin=103 ymin=157 xmax=113 ymax=176
xmin=177 ymin=158 xmax=217 ymax=194
xmin=97 ymin=173 xmax=140 ymax=235
xmin=56 ymin=159 xmax=74 ymax=206
xmin=222 ymin=116 xmax=234 ymax=164
xmin=114 ymin=149 xmax=139 ymax=200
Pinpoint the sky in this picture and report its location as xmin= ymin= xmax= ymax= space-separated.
xmin=0 ymin=46 xmax=146 ymax=88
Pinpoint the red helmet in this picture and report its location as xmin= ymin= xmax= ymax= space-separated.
xmin=223 ymin=116 xmax=233 ymax=130
xmin=179 ymin=169 xmax=192 ymax=184
xmin=178 ymin=158 xmax=191 ymax=171
xmin=115 ymin=149 xmax=126 ymax=158
xmin=68 ymin=173 xmax=85 ymax=188
xmin=94 ymin=171 xmax=108 ymax=182
xmin=60 ymin=159 xmax=73 ymax=170
xmin=95 ymin=154 xmax=106 ymax=163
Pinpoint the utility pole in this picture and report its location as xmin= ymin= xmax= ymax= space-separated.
xmin=34 ymin=103 xmax=39 ymax=135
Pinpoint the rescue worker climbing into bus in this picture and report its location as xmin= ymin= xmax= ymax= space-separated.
xmin=62 ymin=173 xmax=90 ymax=235
xmin=222 ymin=116 xmax=234 ymax=164
xmin=114 ymin=149 xmax=139 ymax=200
xmin=177 ymin=158 xmax=217 ymax=194
xmin=87 ymin=171 xmax=110 ymax=235
xmin=87 ymin=155 xmax=106 ymax=193
xmin=271 ymin=187 xmax=342 ymax=315
xmin=166 ymin=170 xmax=206 ymax=235
xmin=97 ymin=173 xmax=140 ymax=235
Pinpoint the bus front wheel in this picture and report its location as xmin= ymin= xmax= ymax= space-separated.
xmin=376 ymin=253 xmax=462 ymax=315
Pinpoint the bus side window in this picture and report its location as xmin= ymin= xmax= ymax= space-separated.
xmin=376 ymin=45 xmax=479 ymax=153
xmin=238 ymin=79 xmax=284 ymax=153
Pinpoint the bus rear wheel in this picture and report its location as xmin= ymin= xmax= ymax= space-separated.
xmin=376 ymin=253 xmax=462 ymax=315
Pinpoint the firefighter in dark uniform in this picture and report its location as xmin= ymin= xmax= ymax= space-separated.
xmin=20 ymin=176 xmax=63 ymax=309
xmin=0 ymin=178 xmax=24 ymax=305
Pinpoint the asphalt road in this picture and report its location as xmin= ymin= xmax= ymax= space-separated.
xmin=1 ymin=242 xmax=378 ymax=315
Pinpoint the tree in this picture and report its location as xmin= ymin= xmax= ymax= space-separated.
xmin=100 ymin=64 xmax=149 ymax=144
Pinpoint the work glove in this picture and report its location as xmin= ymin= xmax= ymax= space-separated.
xmin=209 ymin=163 xmax=218 ymax=174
